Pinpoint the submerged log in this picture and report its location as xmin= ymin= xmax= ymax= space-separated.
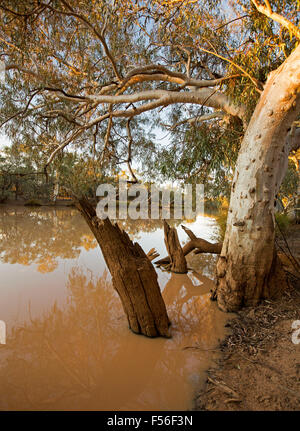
xmin=163 ymin=220 xmax=187 ymax=273
xmin=155 ymin=224 xmax=222 ymax=266
xmin=75 ymin=197 xmax=170 ymax=338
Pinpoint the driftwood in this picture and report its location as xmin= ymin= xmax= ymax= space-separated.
xmin=163 ymin=220 xmax=187 ymax=273
xmin=146 ymin=248 xmax=160 ymax=262
xmin=155 ymin=224 xmax=222 ymax=266
xmin=76 ymin=197 xmax=170 ymax=338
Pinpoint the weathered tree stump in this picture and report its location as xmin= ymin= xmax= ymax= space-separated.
xmin=163 ymin=220 xmax=187 ymax=273
xmin=76 ymin=197 xmax=170 ymax=338
xmin=156 ymin=224 xmax=222 ymax=266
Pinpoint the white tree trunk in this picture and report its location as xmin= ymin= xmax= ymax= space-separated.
xmin=53 ymin=170 xmax=59 ymax=202
xmin=216 ymin=45 xmax=300 ymax=312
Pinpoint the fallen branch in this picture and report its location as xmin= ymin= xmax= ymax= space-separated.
xmin=207 ymin=375 xmax=241 ymax=400
xmin=155 ymin=224 xmax=222 ymax=266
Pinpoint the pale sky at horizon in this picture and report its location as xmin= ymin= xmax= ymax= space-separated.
xmin=0 ymin=134 xmax=10 ymax=151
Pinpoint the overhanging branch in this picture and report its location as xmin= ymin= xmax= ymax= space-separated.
xmin=251 ymin=0 xmax=300 ymax=40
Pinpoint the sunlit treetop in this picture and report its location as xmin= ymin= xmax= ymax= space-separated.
xmin=0 ymin=0 xmax=299 ymax=183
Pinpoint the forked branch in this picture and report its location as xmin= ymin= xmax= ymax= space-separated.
xmin=251 ymin=0 xmax=300 ymax=40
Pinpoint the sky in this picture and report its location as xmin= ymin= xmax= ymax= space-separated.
xmin=0 ymin=134 xmax=10 ymax=151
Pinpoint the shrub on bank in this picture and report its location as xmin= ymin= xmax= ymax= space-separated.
xmin=24 ymin=199 xmax=42 ymax=206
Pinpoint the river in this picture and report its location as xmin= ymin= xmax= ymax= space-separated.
xmin=0 ymin=206 xmax=230 ymax=410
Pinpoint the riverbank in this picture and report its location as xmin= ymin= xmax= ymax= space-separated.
xmin=195 ymin=225 xmax=300 ymax=411
xmin=2 ymin=203 xmax=298 ymax=409
xmin=0 ymin=198 xmax=75 ymax=207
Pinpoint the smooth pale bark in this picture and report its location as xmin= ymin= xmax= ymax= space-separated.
xmin=216 ymin=45 xmax=300 ymax=312
xmin=53 ymin=170 xmax=59 ymax=202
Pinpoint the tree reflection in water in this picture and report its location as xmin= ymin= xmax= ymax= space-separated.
xmin=0 ymin=267 xmax=230 ymax=411
xmin=0 ymin=206 xmax=228 ymax=410
xmin=0 ymin=207 xmax=97 ymax=272
xmin=0 ymin=207 xmax=179 ymax=273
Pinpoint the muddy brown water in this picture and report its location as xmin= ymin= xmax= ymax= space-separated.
xmin=0 ymin=206 xmax=230 ymax=410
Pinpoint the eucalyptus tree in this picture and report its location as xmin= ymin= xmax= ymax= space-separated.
xmin=0 ymin=0 xmax=299 ymax=312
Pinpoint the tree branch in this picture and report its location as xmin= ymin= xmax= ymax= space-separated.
xmin=100 ymin=106 xmax=113 ymax=165
xmin=196 ymin=46 xmax=263 ymax=91
xmin=215 ymin=14 xmax=250 ymax=31
xmin=40 ymin=0 xmax=122 ymax=81
xmin=125 ymin=119 xmax=138 ymax=183
xmin=45 ymin=128 xmax=84 ymax=170
xmin=162 ymin=111 xmax=225 ymax=130
xmin=251 ymin=0 xmax=300 ymax=40
xmin=155 ymin=225 xmax=222 ymax=266
xmin=0 ymin=89 xmax=41 ymax=128
xmin=5 ymin=63 xmax=38 ymax=77
xmin=84 ymin=88 xmax=247 ymax=126
xmin=123 ymin=64 xmax=240 ymax=89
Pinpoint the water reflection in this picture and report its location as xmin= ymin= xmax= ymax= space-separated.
xmin=0 ymin=207 xmax=97 ymax=272
xmin=0 ymin=207 xmax=218 ymax=275
xmin=0 ymin=268 xmax=228 ymax=411
xmin=0 ymin=206 xmax=227 ymax=410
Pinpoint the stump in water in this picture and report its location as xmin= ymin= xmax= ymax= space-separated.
xmin=76 ymin=197 xmax=170 ymax=338
xmin=156 ymin=224 xmax=222 ymax=267
xmin=163 ymin=220 xmax=187 ymax=273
